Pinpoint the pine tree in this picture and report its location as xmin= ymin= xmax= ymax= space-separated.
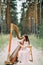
xmin=19 ymin=2 xmax=29 ymax=35
xmin=10 ymin=0 xmax=18 ymax=25
xmin=39 ymin=20 xmax=43 ymax=38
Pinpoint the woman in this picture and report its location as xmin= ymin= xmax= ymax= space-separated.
xmin=17 ymin=35 xmax=33 ymax=63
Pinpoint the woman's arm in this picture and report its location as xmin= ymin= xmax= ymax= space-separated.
xmin=18 ymin=42 xmax=24 ymax=48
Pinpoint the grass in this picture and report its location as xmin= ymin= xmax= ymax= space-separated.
xmin=0 ymin=34 xmax=9 ymax=49
xmin=0 ymin=34 xmax=43 ymax=50
xmin=29 ymin=34 xmax=43 ymax=50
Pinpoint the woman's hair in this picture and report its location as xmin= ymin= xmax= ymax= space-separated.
xmin=24 ymin=35 xmax=30 ymax=45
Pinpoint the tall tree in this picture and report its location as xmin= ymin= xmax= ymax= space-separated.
xmin=5 ymin=0 xmax=11 ymax=30
xmin=33 ymin=0 xmax=38 ymax=34
xmin=10 ymin=0 xmax=18 ymax=25
xmin=39 ymin=20 xmax=43 ymax=38
xmin=5 ymin=0 xmax=18 ymax=32
xmin=39 ymin=1 xmax=43 ymax=38
xmin=0 ymin=0 xmax=1 ymax=33
xmin=19 ymin=2 xmax=29 ymax=35
xmin=0 ymin=0 xmax=1 ymax=23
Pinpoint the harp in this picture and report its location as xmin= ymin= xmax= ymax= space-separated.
xmin=5 ymin=23 xmax=23 ymax=65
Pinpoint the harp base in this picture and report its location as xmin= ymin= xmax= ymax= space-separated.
xmin=5 ymin=61 xmax=13 ymax=65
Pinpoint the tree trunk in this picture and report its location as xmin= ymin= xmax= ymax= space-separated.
xmin=5 ymin=0 xmax=11 ymax=30
xmin=34 ymin=0 xmax=38 ymax=34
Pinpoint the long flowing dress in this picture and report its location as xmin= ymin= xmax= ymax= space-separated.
xmin=18 ymin=41 xmax=32 ymax=64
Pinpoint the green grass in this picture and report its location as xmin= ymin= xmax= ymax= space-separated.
xmin=0 ymin=34 xmax=9 ymax=49
xmin=0 ymin=34 xmax=43 ymax=50
xmin=29 ymin=34 xmax=43 ymax=50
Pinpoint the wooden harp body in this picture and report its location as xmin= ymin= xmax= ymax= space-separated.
xmin=5 ymin=23 xmax=23 ymax=65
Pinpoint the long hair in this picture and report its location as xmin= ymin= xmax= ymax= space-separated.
xmin=24 ymin=35 xmax=30 ymax=45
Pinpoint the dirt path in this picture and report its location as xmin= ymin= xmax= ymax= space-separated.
xmin=0 ymin=38 xmax=43 ymax=65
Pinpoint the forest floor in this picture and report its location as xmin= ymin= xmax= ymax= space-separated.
xmin=0 ymin=38 xmax=43 ymax=65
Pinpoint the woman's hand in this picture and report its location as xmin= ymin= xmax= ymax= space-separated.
xmin=22 ymin=45 xmax=25 ymax=48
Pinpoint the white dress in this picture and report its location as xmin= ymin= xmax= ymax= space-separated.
xmin=18 ymin=41 xmax=31 ymax=63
